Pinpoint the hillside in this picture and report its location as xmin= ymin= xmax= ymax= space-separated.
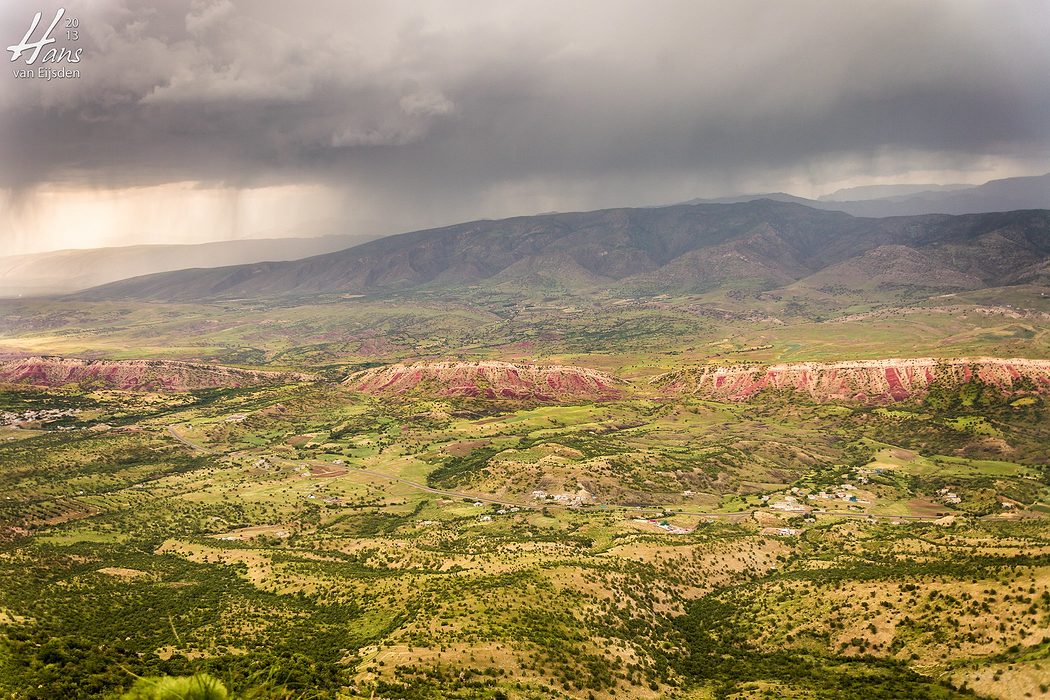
xmin=76 ymin=201 xmax=1050 ymax=301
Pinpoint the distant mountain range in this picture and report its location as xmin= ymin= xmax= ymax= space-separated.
xmin=816 ymin=183 xmax=972 ymax=202
xmin=8 ymin=171 xmax=1046 ymax=300
xmin=77 ymin=199 xmax=1050 ymax=302
xmin=685 ymin=172 xmax=1050 ymax=217
xmin=0 ymin=234 xmax=382 ymax=297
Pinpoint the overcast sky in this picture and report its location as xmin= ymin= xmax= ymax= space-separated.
xmin=2 ymin=0 xmax=1049 ymax=255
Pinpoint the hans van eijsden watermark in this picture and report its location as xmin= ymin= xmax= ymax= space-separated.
xmin=8 ymin=7 xmax=83 ymax=80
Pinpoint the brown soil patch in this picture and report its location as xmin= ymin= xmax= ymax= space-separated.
xmin=308 ymin=463 xmax=347 ymax=478
xmin=445 ymin=439 xmax=490 ymax=457
xmin=906 ymin=497 xmax=947 ymax=516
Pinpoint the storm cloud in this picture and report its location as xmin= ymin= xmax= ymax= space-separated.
xmin=2 ymin=0 xmax=1049 ymax=253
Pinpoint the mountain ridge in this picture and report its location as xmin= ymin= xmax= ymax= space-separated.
xmin=75 ymin=200 xmax=1050 ymax=302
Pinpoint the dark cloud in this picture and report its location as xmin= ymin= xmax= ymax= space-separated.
xmin=1 ymin=0 xmax=1049 ymax=244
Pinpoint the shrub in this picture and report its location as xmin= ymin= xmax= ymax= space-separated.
xmin=122 ymin=673 xmax=229 ymax=700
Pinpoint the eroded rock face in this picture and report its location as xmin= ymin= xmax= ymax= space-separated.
xmin=654 ymin=358 xmax=1050 ymax=403
xmin=345 ymin=361 xmax=623 ymax=401
xmin=0 ymin=356 xmax=312 ymax=391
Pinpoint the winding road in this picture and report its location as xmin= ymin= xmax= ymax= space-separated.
xmin=167 ymin=424 xmax=207 ymax=453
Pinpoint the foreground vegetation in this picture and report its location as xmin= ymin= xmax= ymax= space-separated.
xmin=0 ymin=370 xmax=1048 ymax=698
xmin=2 ymin=286 xmax=1050 ymax=698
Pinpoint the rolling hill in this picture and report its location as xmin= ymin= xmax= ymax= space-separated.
xmin=77 ymin=200 xmax=1050 ymax=301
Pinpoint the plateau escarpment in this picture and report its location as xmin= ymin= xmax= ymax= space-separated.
xmin=345 ymin=361 xmax=623 ymax=401
xmin=0 ymin=356 xmax=312 ymax=391
xmin=654 ymin=357 xmax=1050 ymax=403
